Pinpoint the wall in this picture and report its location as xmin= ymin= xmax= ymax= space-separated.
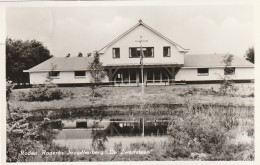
xmin=175 ymin=67 xmax=254 ymax=81
xmin=30 ymin=71 xmax=109 ymax=84
xmin=100 ymin=25 xmax=185 ymax=66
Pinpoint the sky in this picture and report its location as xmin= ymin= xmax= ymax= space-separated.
xmin=6 ymin=5 xmax=255 ymax=58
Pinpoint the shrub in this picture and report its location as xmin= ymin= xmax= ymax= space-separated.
xmin=166 ymin=114 xmax=227 ymax=158
xmin=247 ymin=128 xmax=254 ymax=137
xmin=20 ymin=84 xmax=66 ymax=101
xmin=208 ymin=143 xmax=254 ymax=161
xmin=219 ymin=79 xmax=238 ymax=96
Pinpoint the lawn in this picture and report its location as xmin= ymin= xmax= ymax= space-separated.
xmin=9 ymin=83 xmax=254 ymax=111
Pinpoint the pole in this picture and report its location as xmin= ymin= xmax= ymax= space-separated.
xmin=141 ymin=44 xmax=144 ymax=95
xmin=135 ymin=35 xmax=147 ymax=137
xmin=141 ymin=43 xmax=144 ymax=137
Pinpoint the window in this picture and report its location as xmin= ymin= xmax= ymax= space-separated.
xmin=197 ymin=68 xmax=209 ymax=76
xmin=154 ymin=70 xmax=161 ymax=82
xmin=74 ymin=71 xmax=86 ymax=77
xmin=129 ymin=47 xmax=154 ymax=58
xmin=123 ymin=71 xmax=129 ymax=84
xmin=76 ymin=121 xmax=87 ymax=128
xmin=129 ymin=71 xmax=136 ymax=83
xmin=147 ymin=70 xmax=153 ymax=81
xmin=224 ymin=67 xmax=235 ymax=75
xmin=163 ymin=47 xmax=171 ymax=57
xmin=116 ymin=72 xmax=122 ymax=84
xmin=162 ymin=72 xmax=169 ymax=82
xmin=49 ymin=71 xmax=60 ymax=78
xmin=113 ymin=48 xmax=120 ymax=58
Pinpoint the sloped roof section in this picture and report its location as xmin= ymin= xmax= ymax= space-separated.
xmin=184 ymin=54 xmax=254 ymax=67
xmin=24 ymin=57 xmax=94 ymax=72
xmin=99 ymin=20 xmax=189 ymax=54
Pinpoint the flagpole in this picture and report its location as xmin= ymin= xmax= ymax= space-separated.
xmin=140 ymin=37 xmax=144 ymax=137
xmin=141 ymin=44 xmax=144 ymax=95
xmin=135 ymin=34 xmax=147 ymax=137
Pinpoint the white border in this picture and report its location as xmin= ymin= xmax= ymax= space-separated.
xmin=0 ymin=0 xmax=259 ymax=165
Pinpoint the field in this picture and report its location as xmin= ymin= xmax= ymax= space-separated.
xmin=9 ymin=83 xmax=254 ymax=111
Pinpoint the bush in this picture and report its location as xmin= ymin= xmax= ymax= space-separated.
xmin=20 ymin=84 xmax=66 ymax=101
xmin=166 ymin=114 xmax=227 ymax=158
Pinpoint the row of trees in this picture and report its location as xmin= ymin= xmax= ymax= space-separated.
xmin=66 ymin=52 xmax=91 ymax=58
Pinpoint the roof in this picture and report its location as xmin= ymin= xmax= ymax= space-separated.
xmin=184 ymin=54 xmax=254 ymax=68
xmin=24 ymin=57 xmax=94 ymax=72
xmin=99 ymin=20 xmax=189 ymax=54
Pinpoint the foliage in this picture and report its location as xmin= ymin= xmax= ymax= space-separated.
xmin=78 ymin=52 xmax=83 ymax=57
xmin=245 ymin=47 xmax=254 ymax=64
xmin=219 ymin=54 xmax=238 ymax=95
xmin=88 ymin=51 xmax=106 ymax=97
xmin=166 ymin=113 xmax=226 ymax=159
xmin=6 ymin=81 xmax=76 ymax=162
xmin=6 ymin=38 xmax=52 ymax=85
xmin=178 ymin=86 xmax=217 ymax=97
xmin=91 ymin=130 xmax=108 ymax=151
xmin=21 ymin=85 xmax=64 ymax=101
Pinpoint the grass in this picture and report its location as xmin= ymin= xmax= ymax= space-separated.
xmin=9 ymin=83 xmax=254 ymax=111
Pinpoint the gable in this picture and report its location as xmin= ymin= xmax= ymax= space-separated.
xmin=99 ymin=20 xmax=189 ymax=54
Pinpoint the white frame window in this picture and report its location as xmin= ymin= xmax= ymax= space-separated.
xmin=112 ymin=48 xmax=120 ymax=58
xmin=74 ymin=71 xmax=86 ymax=78
xmin=163 ymin=46 xmax=171 ymax=57
xmin=129 ymin=47 xmax=154 ymax=58
xmin=197 ymin=68 xmax=209 ymax=76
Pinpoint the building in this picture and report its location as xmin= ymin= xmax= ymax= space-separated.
xmin=175 ymin=54 xmax=254 ymax=83
xmin=24 ymin=20 xmax=254 ymax=85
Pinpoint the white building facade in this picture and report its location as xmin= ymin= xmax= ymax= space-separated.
xmin=24 ymin=20 xmax=254 ymax=85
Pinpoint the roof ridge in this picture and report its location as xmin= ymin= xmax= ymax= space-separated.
xmin=98 ymin=22 xmax=140 ymax=52
xmin=141 ymin=22 xmax=188 ymax=51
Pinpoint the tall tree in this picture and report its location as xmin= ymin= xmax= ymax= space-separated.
xmin=219 ymin=54 xmax=237 ymax=95
xmin=88 ymin=51 xmax=106 ymax=97
xmin=245 ymin=47 xmax=254 ymax=64
xmin=6 ymin=38 xmax=53 ymax=85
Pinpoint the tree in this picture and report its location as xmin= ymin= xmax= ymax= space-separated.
xmin=88 ymin=51 xmax=106 ymax=97
xmin=219 ymin=54 xmax=237 ymax=95
xmin=245 ymin=47 xmax=254 ymax=64
xmin=6 ymin=38 xmax=53 ymax=85
xmin=78 ymin=52 xmax=83 ymax=57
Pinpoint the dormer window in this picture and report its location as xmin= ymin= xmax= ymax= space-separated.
xmin=113 ymin=48 xmax=120 ymax=58
xmin=163 ymin=47 xmax=171 ymax=57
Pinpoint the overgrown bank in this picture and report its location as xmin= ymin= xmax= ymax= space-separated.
xmin=9 ymin=84 xmax=254 ymax=111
